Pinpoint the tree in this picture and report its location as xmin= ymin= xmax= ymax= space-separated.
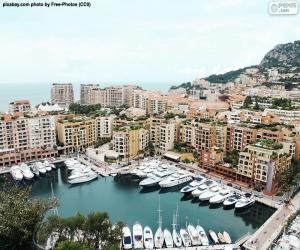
xmin=55 ymin=241 xmax=93 ymax=250
xmin=0 ymin=187 xmax=56 ymax=250
xmin=253 ymin=101 xmax=260 ymax=110
xmin=243 ymin=96 xmax=252 ymax=108
xmin=38 ymin=212 xmax=123 ymax=250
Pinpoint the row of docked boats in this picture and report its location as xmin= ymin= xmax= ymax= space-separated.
xmin=122 ymin=223 xmax=232 ymax=249
xmin=64 ymin=159 xmax=98 ymax=184
xmin=181 ymin=177 xmax=255 ymax=211
xmin=10 ymin=160 xmax=56 ymax=181
xmin=129 ymin=160 xmax=193 ymax=189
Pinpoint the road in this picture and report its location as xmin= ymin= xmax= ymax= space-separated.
xmin=243 ymin=191 xmax=300 ymax=249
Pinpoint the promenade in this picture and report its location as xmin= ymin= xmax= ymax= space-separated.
xmin=243 ymin=191 xmax=300 ymax=250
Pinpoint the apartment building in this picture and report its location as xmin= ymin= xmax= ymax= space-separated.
xmin=95 ymin=115 xmax=114 ymax=138
xmin=179 ymin=121 xmax=195 ymax=147
xmin=148 ymin=97 xmax=167 ymax=114
xmin=226 ymin=125 xmax=256 ymax=152
xmin=113 ymin=126 xmax=149 ymax=160
xmin=133 ymin=90 xmax=167 ymax=114
xmin=0 ymin=114 xmax=57 ymax=166
xmin=148 ymin=118 xmax=178 ymax=154
xmin=9 ymin=100 xmax=31 ymax=114
xmin=133 ymin=90 xmax=148 ymax=110
xmin=265 ymin=108 xmax=300 ymax=124
xmin=80 ymin=84 xmax=100 ymax=105
xmin=51 ymin=83 xmax=74 ymax=108
xmin=238 ymin=142 xmax=292 ymax=193
xmin=103 ymin=86 xmax=123 ymax=107
xmin=57 ymin=117 xmax=96 ymax=154
xmin=194 ymin=122 xmax=227 ymax=167
xmin=122 ymin=85 xmax=140 ymax=107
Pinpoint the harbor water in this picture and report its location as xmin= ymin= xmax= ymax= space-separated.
xmin=2 ymin=166 xmax=275 ymax=243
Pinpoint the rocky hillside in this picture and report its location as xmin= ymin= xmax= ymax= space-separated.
xmin=170 ymin=40 xmax=300 ymax=90
xmin=260 ymin=40 xmax=300 ymax=67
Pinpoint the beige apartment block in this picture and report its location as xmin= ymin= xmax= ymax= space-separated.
xmin=51 ymin=83 xmax=74 ymax=108
xmin=179 ymin=121 xmax=196 ymax=147
xmin=57 ymin=117 xmax=97 ymax=154
xmin=238 ymin=143 xmax=292 ymax=193
xmin=0 ymin=114 xmax=57 ymax=166
xmin=148 ymin=118 xmax=179 ymax=154
xmin=113 ymin=126 xmax=149 ymax=160
xmin=80 ymin=84 xmax=100 ymax=105
xmin=95 ymin=115 xmax=114 ymax=138
xmin=9 ymin=100 xmax=31 ymax=114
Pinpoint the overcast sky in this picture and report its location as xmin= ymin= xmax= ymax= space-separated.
xmin=0 ymin=0 xmax=299 ymax=85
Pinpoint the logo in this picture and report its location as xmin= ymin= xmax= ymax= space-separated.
xmin=269 ymin=0 xmax=298 ymax=15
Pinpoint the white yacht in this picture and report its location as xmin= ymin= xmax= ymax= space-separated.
xmin=154 ymin=226 xmax=164 ymax=249
xmin=187 ymin=225 xmax=201 ymax=246
xmin=180 ymin=175 xmax=206 ymax=194
xmin=19 ymin=164 xmax=34 ymax=180
xmin=11 ymin=165 xmax=23 ymax=181
xmin=154 ymin=198 xmax=164 ymax=249
xmin=223 ymin=193 xmax=241 ymax=208
xmin=191 ymin=180 xmax=217 ymax=197
xmin=68 ymin=170 xmax=98 ymax=184
xmin=122 ymin=226 xmax=133 ymax=250
xmin=196 ymin=225 xmax=209 ymax=246
xmin=50 ymin=163 xmax=56 ymax=169
xmin=65 ymin=159 xmax=80 ymax=170
xmin=223 ymin=231 xmax=232 ymax=244
xmin=163 ymin=229 xmax=173 ymax=248
xmin=235 ymin=196 xmax=255 ymax=210
xmin=30 ymin=164 xmax=40 ymax=177
xmin=43 ymin=160 xmax=52 ymax=172
xmin=132 ymin=223 xmax=143 ymax=249
xmin=199 ymin=186 xmax=220 ymax=201
xmin=143 ymin=226 xmax=154 ymax=249
xmin=209 ymin=188 xmax=231 ymax=204
xmin=159 ymin=172 xmax=192 ymax=188
xmin=209 ymin=230 xmax=219 ymax=244
xmin=35 ymin=162 xmax=47 ymax=174
xmin=218 ymin=232 xmax=226 ymax=244
xmin=172 ymin=209 xmax=182 ymax=248
xmin=139 ymin=170 xmax=174 ymax=187
xmin=180 ymin=229 xmax=192 ymax=247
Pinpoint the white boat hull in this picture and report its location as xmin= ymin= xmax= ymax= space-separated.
xmin=68 ymin=173 xmax=98 ymax=184
xmin=159 ymin=176 xmax=192 ymax=188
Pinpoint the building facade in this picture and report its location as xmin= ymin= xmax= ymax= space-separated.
xmin=0 ymin=114 xmax=57 ymax=166
xmin=51 ymin=83 xmax=74 ymax=108
xmin=9 ymin=100 xmax=31 ymax=114
xmin=113 ymin=127 xmax=149 ymax=160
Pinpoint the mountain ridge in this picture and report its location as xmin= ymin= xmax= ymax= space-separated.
xmin=170 ymin=40 xmax=300 ymax=91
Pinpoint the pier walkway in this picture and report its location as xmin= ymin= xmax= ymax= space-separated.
xmin=243 ymin=191 xmax=300 ymax=250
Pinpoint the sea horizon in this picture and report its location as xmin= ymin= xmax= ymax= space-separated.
xmin=0 ymin=81 xmax=179 ymax=113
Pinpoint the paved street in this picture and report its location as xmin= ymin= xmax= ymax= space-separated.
xmin=243 ymin=191 xmax=300 ymax=250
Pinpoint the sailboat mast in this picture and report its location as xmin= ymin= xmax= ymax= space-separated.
xmin=157 ymin=195 xmax=162 ymax=228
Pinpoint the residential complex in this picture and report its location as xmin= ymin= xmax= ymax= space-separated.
xmin=112 ymin=126 xmax=149 ymax=160
xmin=80 ymin=84 xmax=100 ymax=105
xmin=9 ymin=100 xmax=31 ymax=114
xmin=1 ymin=77 xmax=300 ymax=195
xmin=51 ymin=83 xmax=74 ymax=108
xmin=238 ymin=142 xmax=292 ymax=193
xmin=57 ymin=116 xmax=97 ymax=154
xmin=0 ymin=114 xmax=57 ymax=166
xmin=79 ymin=84 xmax=139 ymax=107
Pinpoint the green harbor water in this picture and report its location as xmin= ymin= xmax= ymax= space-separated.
xmin=3 ymin=166 xmax=275 ymax=242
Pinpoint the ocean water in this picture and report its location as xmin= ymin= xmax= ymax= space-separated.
xmin=2 ymin=166 xmax=275 ymax=245
xmin=0 ymin=82 xmax=174 ymax=113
